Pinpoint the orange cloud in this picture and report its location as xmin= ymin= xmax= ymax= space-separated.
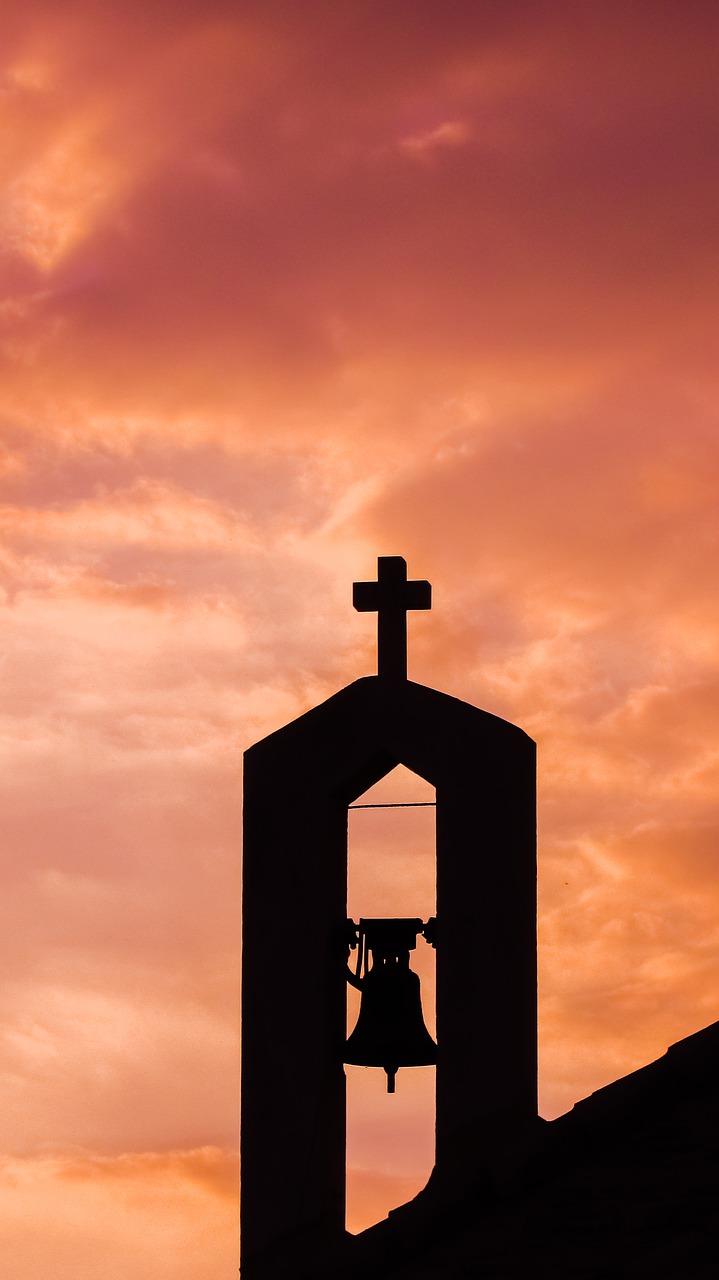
xmin=0 ymin=479 xmax=259 ymax=550
xmin=0 ymin=1148 xmax=237 ymax=1280
xmin=1 ymin=0 xmax=719 ymax=1262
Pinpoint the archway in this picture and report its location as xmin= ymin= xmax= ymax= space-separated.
xmin=346 ymin=764 xmax=436 ymax=1233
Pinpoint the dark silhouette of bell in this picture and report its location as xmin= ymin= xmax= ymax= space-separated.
xmin=345 ymin=917 xmax=437 ymax=1092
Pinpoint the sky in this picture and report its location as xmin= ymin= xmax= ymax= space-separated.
xmin=2 ymin=0 xmax=719 ymax=1266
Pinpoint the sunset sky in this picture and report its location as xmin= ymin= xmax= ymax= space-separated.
xmin=2 ymin=0 xmax=719 ymax=1269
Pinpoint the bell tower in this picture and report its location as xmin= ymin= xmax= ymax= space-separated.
xmin=241 ymin=557 xmax=536 ymax=1279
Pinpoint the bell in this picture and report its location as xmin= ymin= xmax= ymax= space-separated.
xmin=345 ymin=918 xmax=437 ymax=1093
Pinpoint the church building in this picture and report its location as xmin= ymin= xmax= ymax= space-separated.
xmin=241 ymin=558 xmax=717 ymax=1280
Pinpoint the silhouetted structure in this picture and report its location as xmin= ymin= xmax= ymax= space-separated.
xmin=242 ymin=557 xmax=719 ymax=1278
xmin=241 ymin=557 xmax=536 ymax=1278
xmin=326 ymin=1021 xmax=719 ymax=1279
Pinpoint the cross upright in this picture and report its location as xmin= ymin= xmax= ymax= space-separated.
xmin=353 ymin=555 xmax=431 ymax=680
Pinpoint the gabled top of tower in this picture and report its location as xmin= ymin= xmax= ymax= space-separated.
xmin=245 ymin=552 xmax=533 ymax=780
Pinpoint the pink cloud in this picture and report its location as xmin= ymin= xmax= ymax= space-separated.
xmin=1 ymin=2 xmax=719 ymax=1262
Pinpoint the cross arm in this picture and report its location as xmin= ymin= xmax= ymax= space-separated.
xmin=353 ymin=581 xmax=380 ymax=612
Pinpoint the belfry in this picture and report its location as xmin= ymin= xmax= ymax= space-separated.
xmin=241 ymin=557 xmax=537 ymax=1279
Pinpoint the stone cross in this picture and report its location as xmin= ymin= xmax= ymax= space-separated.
xmin=353 ymin=555 xmax=431 ymax=680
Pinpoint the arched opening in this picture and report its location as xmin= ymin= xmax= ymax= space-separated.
xmin=345 ymin=764 xmax=436 ymax=1234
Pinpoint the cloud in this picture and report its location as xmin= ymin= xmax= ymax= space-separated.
xmin=0 ymin=1147 xmax=237 ymax=1280
xmin=0 ymin=478 xmax=259 ymax=551
xmin=54 ymin=1144 xmax=238 ymax=1199
xmin=1 ymin=0 xmax=718 ymax=1253
xmin=398 ymin=119 xmax=473 ymax=157
xmin=3 ymin=0 xmax=718 ymax=447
